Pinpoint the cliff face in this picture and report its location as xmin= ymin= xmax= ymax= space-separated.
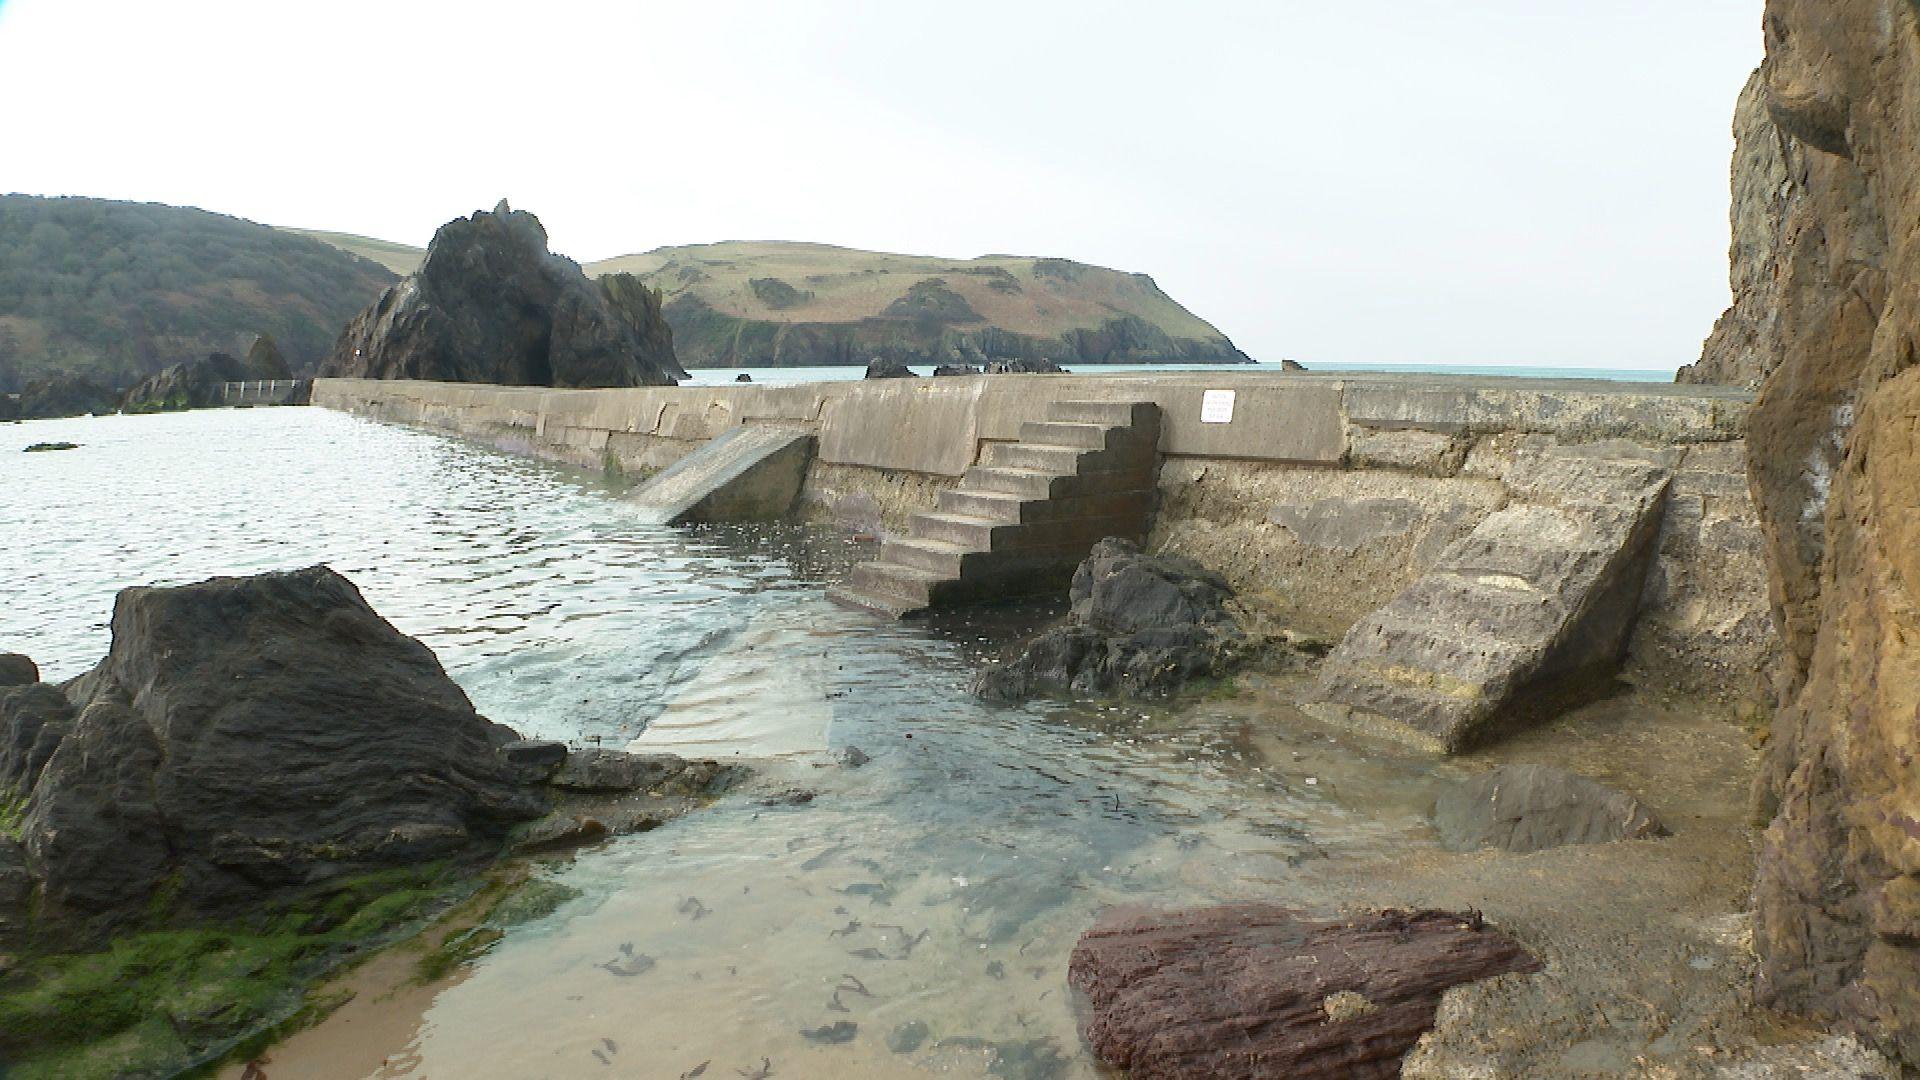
xmin=1677 ymin=70 xmax=1802 ymax=390
xmin=1726 ymin=0 xmax=1920 ymax=1062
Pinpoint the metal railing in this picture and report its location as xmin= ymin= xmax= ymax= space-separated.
xmin=220 ymin=380 xmax=303 ymax=406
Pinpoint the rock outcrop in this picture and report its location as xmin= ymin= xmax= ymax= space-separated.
xmin=16 ymin=373 xmax=117 ymax=420
xmin=973 ymin=539 xmax=1257 ymax=701
xmin=1310 ymin=444 xmax=1672 ymax=752
xmin=1431 ymin=764 xmax=1666 ymax=854
xmin=1708 ymin=1 xmax=1920 ymax=1064
xmin=863 ymin=357 xmax=917 ymax=379
xmin=321 ymin=201 xmax=684 ymax=388
xmin=1677 ymin=71 xmax=1801 ymax=390
xmin=1067 ymin=905 xmax=1540 ymax=1079
xmin=121 ymin=334 xmax=294 ymax=412
xmin=2 ymin=567 xmax=547 ymax=918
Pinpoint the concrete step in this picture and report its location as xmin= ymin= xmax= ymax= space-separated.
xmin=963 ymin=466 xmax=1076 ymax=499
xmin=980 ymin=441 xmax=1088 ymax=475
xmin=909 ymin=510 xmax=1149 ymax=552
xmin=880 ymin=535 xmax=974 ymax=576
xmin=1017 ymin=420 xmax=1112 ymax=450
xmin=1048 ymin=400 xmax=1160 ymax=428
xmin=1306 ymin=467 xmax=1671 ymax=753
xmin=826 ymin=582 xmax=926 ymax=619
xmin=939 ymin=486 xmax=1155 ymax=525
xmin=843 ymin=561 xmax=945 ymax=608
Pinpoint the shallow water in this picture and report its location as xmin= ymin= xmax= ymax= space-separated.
xmin=4 ymin=409 xmax=1466 ymax=1079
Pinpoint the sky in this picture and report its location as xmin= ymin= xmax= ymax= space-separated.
xmin=0 ymin=1 xmax=1762 ymax=370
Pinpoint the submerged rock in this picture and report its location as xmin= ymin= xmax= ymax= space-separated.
xmin=932 ymin=363 xmax=980 ymax=376
xmin=1068 ymin=905 xmax=1540 ymax=1079
xmin=22 ymin=442 xmax=79 ymax=453
xmin=973 ymin=539 xmax=1257 ymax=701
xmin=8 ymin=566 xmax=549 ymax=918
xmin=322 ymin=200 xmax=683 ymax=388
xmin=984 ymin=357 xmax=1068 ymax=374
xmin=1431 ymin=764 xmax=1666 ymax=853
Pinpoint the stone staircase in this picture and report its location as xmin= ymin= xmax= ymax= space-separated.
xmin=828 ymin=400 xmax=1161 ymax=617
xmin=1308 ymin=445 xmax=1675 ymax=753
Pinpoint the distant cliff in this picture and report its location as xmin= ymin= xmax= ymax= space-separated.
xmin=296 ymin=233 xmax=1253 ymax=370
xmin=0 ymin=196 xmax=395 ymax=393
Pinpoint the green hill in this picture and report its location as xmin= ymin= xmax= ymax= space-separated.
xmin=0 ymin=196 xmax=397 ymax=393
xmin=293 ymin=232 xmax=1250 ymax=369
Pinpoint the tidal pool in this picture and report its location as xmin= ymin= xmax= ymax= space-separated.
xmin=4 ymin=409 xmax=1502 ymax=1078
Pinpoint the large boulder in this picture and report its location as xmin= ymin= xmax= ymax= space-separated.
xmin=7 ymin=566 xmax=548 ymax=918
xmin=1067 ymin=905 xmax=1540 ymax=1079
xmin=973 ymin=539 xmax=1256 ymax=701
xmin=1431 ymin=764 xmax=1666 ymax=853
xmin=0 ymin=653 xmax=36 ymax=687
xmin=120 ymin=336 xmax=291 ymax=412
xmin=863 ymin=357 xmax=917 ymax=379
xmin=321 ymin=201 xmax=684 ymax=388
xmin=17 ymin=373 xmax=117 ymax=420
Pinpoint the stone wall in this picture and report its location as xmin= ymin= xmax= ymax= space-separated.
xmin=313 ymin=372 xmax=1771 ymax=703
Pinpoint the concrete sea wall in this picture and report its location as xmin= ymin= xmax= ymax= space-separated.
xmin=313 ymin=372 xmax=1769 ymax=702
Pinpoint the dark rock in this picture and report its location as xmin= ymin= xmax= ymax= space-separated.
xmin=974 ymin=539 xmax=1256 ymax=701
xmin=246 ymin=333 xmax=292 ymax=379
xmin=123 ymin=334 xmax=298 ymax=412
xmin=23 ymin=442 xmax=78 ymax=453
xmin=1068 ymin=905 xmax=1540 ymax=1079
xmin=984 ymin=357 xmax=1068 ymax=374
xmin=18 ymin=374 xmax=117 ymax=420
xmin=499 ymin=739 xmax=569 ymax=782
xmin=0 ymin=836 xmax=31 ymax=944
xmin=734 ymin=372 xmax=753 ymax=382
xmin=16 ymin=566 xmax=547 ymax=918
xmin=0 ymin=654 xmax=35 ymax=687
xmin=1281 ymin=357 xmax=1307 ymax=371
xmin=932 ymin=364 xmax=980 ymax=376
xmin=1431 ymin=764 xmax=1667 ymax=853
xmin=886 ymin=1020 xmax=930 ymax=1054
xmin=864 ymin=357 xmax=917 ymax=379
xmin=801 ymin=1021 xmax=858 ymax=1044
xmin=550 ymin=749 xmax=684 ymax=793
xmin=0 ymin=682 xmax=75 ymax=793
xmin=321 ymin=201 xmax=683 ymax=388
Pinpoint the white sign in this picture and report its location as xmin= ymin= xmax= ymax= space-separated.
xmin=1200 ymin=388 xmax=1236 ymax=424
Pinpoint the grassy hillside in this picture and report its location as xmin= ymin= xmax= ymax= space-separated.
xmin=294 ymin=232 xmax=1250 ymax=369
xmin=596 ymin=241 xmax=1249 ymax=368
xmin=0 ymin=196 xmax=397 ymax=392
xmin=282 ymin=228 xmax=426 ymax=276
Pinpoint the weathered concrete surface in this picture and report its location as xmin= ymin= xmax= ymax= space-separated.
xmin=1310 ymin=444 xmax=1673 ymax=752
xmin=828 ymin=400 xmax=1161 ymax=616
xmin=624 ymin=425 xmax=814 ymax=525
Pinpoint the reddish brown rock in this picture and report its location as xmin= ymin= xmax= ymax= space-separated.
xmin=1067 ymin=905 xmax=1539 ymax=1079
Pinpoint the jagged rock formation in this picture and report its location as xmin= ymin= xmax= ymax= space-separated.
xmin=590 ymin=241 xmax=1251 ymax=370
xmin=974 ymin=538 xmax=1258 ymax=701
xmin=1431 ymin=764 xmax=1666 ymax=854
xmin=1717 ymin=1 xmax=1920 ymax=1064
xmin=1678 ymin=71 xmax=1801 ymax=390
xmin=1 ymin=567 xmax=548 ymax=919
xmin=1310 ymin=444 xmax=1672 ymax=752
xmin=321 ymin=202 xmax=684 ymax=388
xmin=1067 ymin=905 xmax=1540 ymax=1079
xmin=121 ymin=334 xmax=294 ymax=412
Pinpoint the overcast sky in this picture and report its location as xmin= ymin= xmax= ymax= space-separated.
xmin=0 ymin=1 xmax=1760 ymax=371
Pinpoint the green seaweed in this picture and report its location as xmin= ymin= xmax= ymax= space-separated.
xmin=0 ymin=862 xmax=464 ymax=1079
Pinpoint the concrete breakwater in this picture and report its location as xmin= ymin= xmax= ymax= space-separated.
xmin=313 ymin=371 xmax=1771 ymax=704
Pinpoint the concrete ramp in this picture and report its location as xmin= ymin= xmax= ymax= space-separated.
xmin=625 ymin=425 xmax=815 ymax=526
xmin=627 ymin=615 xmax=833 ymax=760
xmin=1309 ymin=445 xmax=1673 ymax=752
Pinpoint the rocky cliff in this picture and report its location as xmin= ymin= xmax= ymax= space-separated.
xmin=1717 ymin=0 xmax=1920 ymax=1063
xmin=587 ymin=241 xmax=1251 ymax=369
xmin=320 ymin=202 xmax=684 ymax=388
